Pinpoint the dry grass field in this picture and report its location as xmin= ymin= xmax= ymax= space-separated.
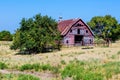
xmin=0 ymin=41 xmax=120 ymax=80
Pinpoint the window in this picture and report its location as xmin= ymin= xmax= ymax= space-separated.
xmin=77 ymin=29 xmax=80 ymax=34
xmin=90 ymin=39 xmax=92 ymax=44
xmin=66 ymin=40 xmax=69 ymax=44
xmin=75 ymin=23 xmax=84 ymax=27
xmin=86 ymin=30 xmax=88 ymax=33
xmin=70 ymin=29 xmax=72 ymax=33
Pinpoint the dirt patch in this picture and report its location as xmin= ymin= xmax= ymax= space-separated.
xmin=0 ymin=69 xmax=58 ymax=80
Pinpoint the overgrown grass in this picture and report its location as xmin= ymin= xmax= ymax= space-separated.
xmin=0 ymin=73 xmax=16 ymax=80
xmin=60 ymin=60 xmax=66 ymax=65
xmin=117 ymin=51 xmax=120 ymax=55
xmin=0 ymin=73 xmax=40 ymax=80
xmin=19 ymin=63 xmax=52 ymax=71
xmin=61 ymin=60 xmax=120 ymax=80
xmin=0 ymin=62 xmax=7 ymax=69
xmin=18 ymin=74 xmax=40 ymax=80
xmin=102 ymin=62 xmax=120 ymax=79
xmin=19 ymin=63 xmax=61 ymax=75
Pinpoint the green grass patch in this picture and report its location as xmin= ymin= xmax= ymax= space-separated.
xmin=60 ymin=60 xmax=66 ymax=65
xmin=0 ymin=73 xmax=17 ymax=80
xmin=18 ymin=74 xmax=40 ymax=80
xmin=117 ymin=51 xmax=120 ymax=55
xmin=19 ymin=63 xmax=53 ymax=72
xmin=110 ymin=55 xmax=117 ymax=59
xmin=0 ymin=73 xmax=40 ymax=80
xmin=0 ymin=62 xmax=7 ymax=69
xmin=61 ymin=60 xmax=120 ymax=80
xmin=102 ymin=61 xmax=120 ymax=78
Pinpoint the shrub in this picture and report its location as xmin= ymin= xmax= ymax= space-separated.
xmin=60 ymin=60 xmax=66 ymax=65
xmin=5 ymin=74 xmax=14 ymax=80
xmin=51 ymin=66 xmax=60 ymax=74
xmin=19 ymin=63 xmax=52 ymax=71
xmin=17 ymin=74 xmax=40 ymax=80
xmin=41 ymin=64 xmax=52 ymax=71
xmin=0 ymin=30 xmax=13 ymax=41
xmin=117 ymin=51 xmax=120 ymax=55
xmin=19 ymin=64 xmax=33 ymax=71
xmin=0 ymin=62 xmax=7 ymax=69
xmin=94 ymin=38 xmax=105 ymax=44
xmin=110 ymin=55 xmax=117 ymax=59
xmin=32 ymin=63 xmax=41 ymax=71
xmin=0 ymin=73 xmax=4 ymax=79
xmin=0 ymin=73 xmax=15 ymax=80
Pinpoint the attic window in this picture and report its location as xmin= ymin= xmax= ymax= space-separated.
xmin=75 ymin=23 xmax=83 ymax=27
xmin=86 ymin=30 xmax=88 ymax=33
xmin=70 ymin=29 xmax=72 ymax=33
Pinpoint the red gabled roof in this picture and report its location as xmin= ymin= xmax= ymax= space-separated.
xmin=57 ymin=18 xmax=94 ymax=36
xmin=58 ymin=19 xmax=79 ymax=35
xmin=58 ymin=19 xmax=74 ymax=32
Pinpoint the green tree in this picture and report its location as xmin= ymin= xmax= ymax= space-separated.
xmin=87 ymin=15 xmax=120 ymax=41
xmin=0 ymin=30 xmax=13 ymax=41
xmin=11 ymin=14 xmax=61 ymax=53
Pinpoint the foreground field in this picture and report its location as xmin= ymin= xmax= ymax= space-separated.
xmin=0 ymin=41 xmax=120 ymax=80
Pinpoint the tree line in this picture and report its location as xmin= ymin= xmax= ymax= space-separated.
xmin=0 ymin=30 xmax=13 ymax=41
xmin=87 ymin=15 xmax=120 ymax=41
xmin=0 ymin=14 xmax=120 ymax=53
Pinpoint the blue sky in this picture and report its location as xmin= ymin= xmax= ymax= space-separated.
xmin=0 ymin=0 xmax=120 ymax=33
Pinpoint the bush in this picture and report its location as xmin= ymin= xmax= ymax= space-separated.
xmin=19 ymin=64 xmax=33 ymax=71
xmin=0 ymin=73 xmax=15 ymax=80
xmin=0 ymin=62 xmax=7 ymax=69
xmin=41 ymin=64 xmax=52 ymax=71
xmin=117 ymin=51 xmax=120 ymax=55
xmin=19 ymin=63 xmax=52 ymax=71
xmin=60 ymin=60 xmax=66 ymax=65
xmin=51 ymin=66 xmax=60 ymax=74
xmin=0 ymin=73 xmax=4 ymax=79
xmin=32 ymin=63 xmax=41 ymax=71
xmin=94 ymin=38 xmax=105 ymax=44
xmin=0 ymin=30 xmax=13 ymax=41
xmin=17 ymin=74 xmax=40 ymax=80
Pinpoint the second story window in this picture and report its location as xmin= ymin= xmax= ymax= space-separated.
xmin=86 ymin=30 xmax=88 ymax=33
xmin=77 ymin=29 xmax=80 ymax=34
xmin=70 ymin=29 xmax=72 ymax=33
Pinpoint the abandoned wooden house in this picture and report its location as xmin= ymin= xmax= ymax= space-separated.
xmin=58 ymin=18 xmax=94 ymax=46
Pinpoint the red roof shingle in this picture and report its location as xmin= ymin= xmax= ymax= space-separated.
xmin=58 ymin=19 xmax=79 ymax=35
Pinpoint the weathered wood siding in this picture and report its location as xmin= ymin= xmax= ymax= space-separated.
xmin=63 ymin=20 xmax=94 ymax=46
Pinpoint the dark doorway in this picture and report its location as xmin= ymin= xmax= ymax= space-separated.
xmin=75 ymin=35 xmax=83 ymax=43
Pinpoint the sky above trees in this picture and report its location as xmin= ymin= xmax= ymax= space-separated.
xmin=0 ymin=0 xmax=120 ymax=33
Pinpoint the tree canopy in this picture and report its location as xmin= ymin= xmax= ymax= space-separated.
xmin=11 ymin=14 xmax=61 ymax=53
xmin=0 ymin=30 xmax=13 ymax=41
xmin=87 ymin=15 xmax=120 ymax=41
